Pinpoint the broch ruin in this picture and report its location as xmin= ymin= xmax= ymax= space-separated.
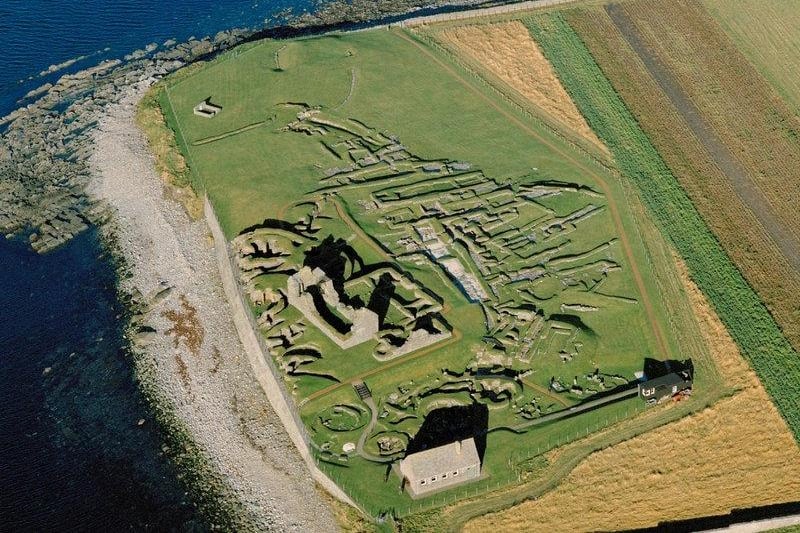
xmin=222 ymin=103 xmax=652 ymax=502
xmin=287 ymin=266 xmax=380 ymax=349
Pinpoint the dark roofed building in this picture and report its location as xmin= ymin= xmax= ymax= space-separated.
xmin=639 ymin=369 xmax=693 ymax=404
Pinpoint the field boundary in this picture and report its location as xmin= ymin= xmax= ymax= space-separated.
xmin=419 ymin=26 xmax=611 ymax=166
xmin=203 ymin=195 xmax=361 ymax=511
xmin=526 ymin=11 xmax=800 ymax=440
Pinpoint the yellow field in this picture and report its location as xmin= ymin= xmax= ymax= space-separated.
xmin=436 ymin=21 xmax=605 ymax=151
xmin=703 ymin=0 xmax=800 ymax=115
xmin=465 ymin=259 xmax=800 ymax=532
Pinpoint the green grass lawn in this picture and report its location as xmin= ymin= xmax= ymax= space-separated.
xmin=160 ymin=25 xmax=691 ymax=516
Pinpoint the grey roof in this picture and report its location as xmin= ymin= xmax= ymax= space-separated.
xmin=642 ymin=370 xmax=692 ymax=389
xmin=399 ymin=438 xmax=480 ymax=480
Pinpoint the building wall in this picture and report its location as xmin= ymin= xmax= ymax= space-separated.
xmin=408 ymin=462 xmax=480 ymax=496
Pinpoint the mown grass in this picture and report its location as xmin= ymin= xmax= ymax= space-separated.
xmin=159 ymin=25 xmax=674 ymax=400
xmin=156 ymin=23 xmax=700 ymax=522
xmin=525 ymin=11 xmax=800 ymax=441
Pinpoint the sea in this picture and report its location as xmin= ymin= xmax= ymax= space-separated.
xmin=0 ymin=1 xmax=313 ymax=530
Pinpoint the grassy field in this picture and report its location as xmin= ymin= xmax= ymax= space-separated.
xmin=522 ymin=10 xmax=800 ymax=443
xmin=156 ymin=22 xmax=700 ymax=518
xmin=563 ymin=3 xmax=800 ymax=357
xmin=434 ymin=20 xmax=604 ymax=154
xmin=703 ymin=0 xmax=800 ymax=118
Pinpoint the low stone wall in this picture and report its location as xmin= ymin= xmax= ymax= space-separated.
xmin=204 ymin=196 xmax=359 ymax=510
xmin=397 ymin=0 xmax=577 ymax=26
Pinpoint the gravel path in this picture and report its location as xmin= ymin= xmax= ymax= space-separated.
xmin=605 ymin=3 xmax=800 ymax=273
xmin=88 ymin=80 xmax=338 ymax=532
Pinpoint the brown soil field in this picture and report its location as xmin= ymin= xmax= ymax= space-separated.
xmin=464 ymin=259 xmax=800 ymax=532
xmin=436 ymin=21 xmax=605 ymax=152
xmin=563 ymin=5 xmax=800 ymax=352
xmin=606 ymin=0 xmax=800 ymax=264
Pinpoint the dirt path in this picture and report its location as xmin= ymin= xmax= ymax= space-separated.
xmin=354 ymin=394 xmax=394 ymax=463
xmin=333 ymin=195 xmax=394 ymax=263
xmin=513 ymin=387 xmax=638 ymax=431
xmin=519 ymin=376 xmax=571 ymax=407
xmin=397 ymin=0 xmax=578 ymax=27
xmin=395 ymin=29 xmax=671 ymax=361
xmin=704 ymin=513 xmax=800 ymax=533
xmin=605 ymin=4 xmax=800 ymax=273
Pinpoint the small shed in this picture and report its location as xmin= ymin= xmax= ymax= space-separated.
xmin=399 ymin=438 xmax=481 ymax=497
xmin=193 ymin=99 xmax=222 ymax=118
xmin=639 ymin=370 xmax=692 ymax=404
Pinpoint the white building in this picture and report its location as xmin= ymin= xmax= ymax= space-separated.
xmin=399 ymin=438 xmax=481 ymax=497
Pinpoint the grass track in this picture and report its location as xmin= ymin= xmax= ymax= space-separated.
xmin=526 ymin=11 xmax=800 ymax=441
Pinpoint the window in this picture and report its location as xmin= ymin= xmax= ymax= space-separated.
xmin=431 ymin=476 xmax=437 ymax=483
xmin=453 ymin=471 xmax=458 ymax=477
xmin=420 ymin=480 xmax=426 ymax=486
xmin=442 ymin=473 xmax=448 ymax=479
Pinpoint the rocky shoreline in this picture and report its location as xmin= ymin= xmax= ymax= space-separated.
xmin=0 ymin=27 xmax=253 ymax=254
xmin=91 ymin=86 xmax=340 ymax=530
xmin=0 ymin=0 xmax=525 ymax=528
xmin=0 ymin=0 xmax=503 ymax=255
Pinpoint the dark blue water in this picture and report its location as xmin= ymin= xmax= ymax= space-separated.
xmin=0 ymin=231 xmax=201 ymax=531
xmin=0 ymin=1 xmax=313 ymax=530
xmin=0 ymin=0 xmax=313 ymax=116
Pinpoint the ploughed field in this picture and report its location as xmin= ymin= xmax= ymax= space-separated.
xmin=412 ymin=10 xmax=800 ymax=531
xmin=542 ymin=0 xmax=800 ymax=441
xmin=159 ymin=27 xmax=687 ymax=515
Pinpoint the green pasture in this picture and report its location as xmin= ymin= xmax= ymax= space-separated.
xmin=158 ymin=24 xmax=694 ymax=515
xmin=163 ymin=29 xmax=602 ymax=237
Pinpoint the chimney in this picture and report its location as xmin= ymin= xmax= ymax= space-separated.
xmin=455 ymin=440 xmax=462 ymax=455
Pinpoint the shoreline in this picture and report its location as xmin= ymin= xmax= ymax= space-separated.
xmin=0 ymin=1 xmax=583 ymax=528
xmin=89 ymin=84 xmax=339 ymax=531
xmin=0 ymin=0 xmax=537 ymax=252
xmin=0 ymin=3 xmax=522 ymax=527
xmin=5 ymin=0 xmax=800 ymax=530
